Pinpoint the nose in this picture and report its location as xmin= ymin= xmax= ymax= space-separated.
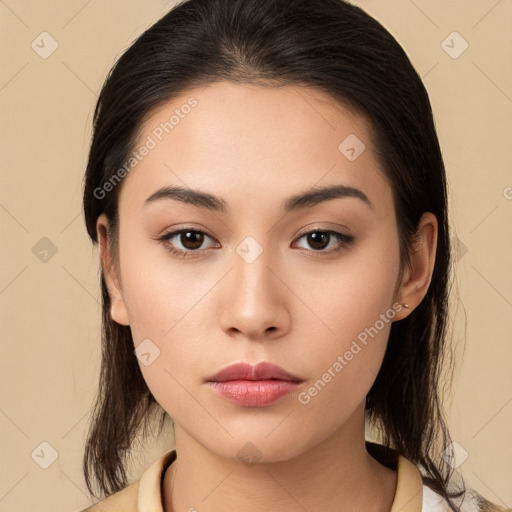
xmin=218 ymin=242 xmax=291 ymax=341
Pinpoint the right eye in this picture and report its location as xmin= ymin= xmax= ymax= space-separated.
xmin=157 ymin=228 xmax=219 ymax=259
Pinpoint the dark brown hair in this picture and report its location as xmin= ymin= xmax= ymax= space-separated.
xmin=81 ymin=0 xmax=494 ymax=510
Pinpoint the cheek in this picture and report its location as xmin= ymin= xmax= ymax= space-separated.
xmin=121 ymin=252 xmax=210 ymax=422
xmin=137 ymin=353 xmax=208 ymax=438
xmin=298 ymin=224 xmax=400 ymax=346
xmin=117 ymin=235 xmax=215 ymax=409
xmin=293 ymin=230 xmax=400 ymax=413
xmin=294 ymin=299 xmax=396 ymax=429
xmin=118 ymin=229 xmax=202 ymax=339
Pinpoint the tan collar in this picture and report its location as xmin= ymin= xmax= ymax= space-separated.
xmin=137 ymin=442 xmax=423 ymax=512
xmin=365 ymin=442 xmax=424 ymax=511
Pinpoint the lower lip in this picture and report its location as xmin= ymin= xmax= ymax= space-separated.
xmin=207 ymin=379 xmax=302 ymax=407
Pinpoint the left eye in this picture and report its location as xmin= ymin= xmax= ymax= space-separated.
xmin=294 ymin=230 xmax=354 ymax=253
xmin=156 ymin=228 xmax=354 ymax=258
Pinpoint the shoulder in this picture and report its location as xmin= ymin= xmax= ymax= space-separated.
xmin=422 ymin=484 xmax=511 ymax=512
xmin=78 ymin=481 xmax=139 ymax=512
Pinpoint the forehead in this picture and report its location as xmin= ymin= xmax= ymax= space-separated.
xmin=117 ymin=80 xmax=392 ymax=218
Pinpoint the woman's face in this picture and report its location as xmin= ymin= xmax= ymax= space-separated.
xmin=100 ymin=81 xmax=408 ymax=461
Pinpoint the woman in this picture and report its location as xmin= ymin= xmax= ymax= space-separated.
xmin=79 ymin=0 xmax=508 ymax=510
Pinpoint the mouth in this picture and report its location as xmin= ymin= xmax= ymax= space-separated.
xmin=205 ymin=361 xmax=304 ymax=407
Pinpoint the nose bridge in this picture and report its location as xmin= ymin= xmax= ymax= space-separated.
xmin=232 ymin=233 xmax=277 ymax=302
xmin=219 ymin=232 xmax=287 ymax=337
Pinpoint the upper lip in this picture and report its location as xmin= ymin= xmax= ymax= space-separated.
xmin=206 ymin=361 xmax=303 ymax=383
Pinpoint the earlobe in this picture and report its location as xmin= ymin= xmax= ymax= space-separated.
xmin=96 ymin=213 xmax=130 ymax=326
xmin=394 ymin=212 xmax=438 ymax=321
xmin=110 ymin=300 xmax=130 ymax=326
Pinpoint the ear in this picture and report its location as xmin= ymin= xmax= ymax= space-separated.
xmin=393 ymin=212 xmax=438 ymax=321
xmin=96 ymin=213 xmax=130 ymax=326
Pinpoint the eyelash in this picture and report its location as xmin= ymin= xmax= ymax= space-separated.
xmin=156 ymin=227 xmax=355 ymax=259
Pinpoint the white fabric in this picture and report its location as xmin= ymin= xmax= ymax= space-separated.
xmin=422 ymin=484 xmax=481 ymax=512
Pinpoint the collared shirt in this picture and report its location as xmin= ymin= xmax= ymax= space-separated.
xmin=79 ymin=442 xmax=498 ymax=512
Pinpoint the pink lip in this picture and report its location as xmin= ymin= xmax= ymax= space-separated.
xmin=206 ymin=362 xmax=304 ymax=407
xmin=206 ymin=361 xmax=303 ymax=382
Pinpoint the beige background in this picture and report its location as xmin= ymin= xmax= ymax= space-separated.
xmin=0 ymin=1 xmax=510 ymax=510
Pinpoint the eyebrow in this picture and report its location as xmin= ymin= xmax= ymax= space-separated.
xmin=143 ymin=184 xmax=373 ymax=212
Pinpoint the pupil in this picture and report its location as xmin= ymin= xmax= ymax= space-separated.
xmin=182 ymin=231 xmax=203 ymax=250
xmin=309 ymin=232 xmax=329 ymax=250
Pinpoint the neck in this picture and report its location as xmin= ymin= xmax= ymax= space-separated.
xmin=162 ymin=403 xmax=397 ymax=512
